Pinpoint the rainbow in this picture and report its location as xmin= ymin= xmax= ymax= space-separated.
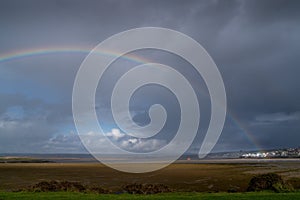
xmin=0 ymin=46 xmax=261 ymax=151
xmin=228 ymin=110 xmax=262 ymax=151
xmin=0 ymin=46 xmax=150 ymax=64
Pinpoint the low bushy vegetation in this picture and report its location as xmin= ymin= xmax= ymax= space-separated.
xmin=123 ymin=183 xmax=172 ymax=194
xmin=16 ymin=180 xmax=110 ymax=194
xmin=247 ymin=173 xmax=294 ymax=192
xmin=30 ymin=181 xmax=85 ymax=192
xmin=16 ymin=181 xmax=173 ymax=194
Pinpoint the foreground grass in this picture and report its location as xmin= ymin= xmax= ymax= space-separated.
xmin=0 ymin=192 xmax=300 ymax=200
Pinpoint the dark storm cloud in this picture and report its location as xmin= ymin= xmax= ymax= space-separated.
xmin=0 ymin=0 xmax=299 ymax=153
xmin=242 ymin=0 xmax=300 ymax=24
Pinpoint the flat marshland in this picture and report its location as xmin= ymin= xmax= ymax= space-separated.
xmin=0 ymin=161 xmax=300 ymax=193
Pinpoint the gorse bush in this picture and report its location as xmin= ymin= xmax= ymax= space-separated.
xmin=247 ymin=173 xmax=294 ymax=192
xmin=17 ymin=180 xmax=110 ymax=193
xmin=30 ymin=180 xmax=85 ymax=192
xmin=123 ymin=183 xmax=172 ymax=194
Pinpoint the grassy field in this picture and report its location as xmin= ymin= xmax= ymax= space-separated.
xmin=0 ymin=161 xmax=300 ymax=200
xmin=0 ymin=162 xmax=300 ymax=192
xmin=1 ymin=192 xmax=300 ymax=200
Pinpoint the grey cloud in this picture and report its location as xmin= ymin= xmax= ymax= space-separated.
xmin=255 ymin=112 xmax=300 ymax=123
xmin=0 ymin=93 xmax=75 ymax=153
xmin=43 ymin=132 xmax=85 ymax=153
xmin=0 ymin=0 xmax=299 ymax=153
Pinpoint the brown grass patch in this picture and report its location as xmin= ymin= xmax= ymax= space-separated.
xmin=0 ymin=162 xmax=299 ymax=193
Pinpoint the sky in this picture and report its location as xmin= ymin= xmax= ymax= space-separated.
xmin=0 ymin=0 xmax=300 ymax=154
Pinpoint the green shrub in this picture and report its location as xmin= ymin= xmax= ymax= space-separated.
xmin=247 ymin=173 xmax=294 ymax=192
